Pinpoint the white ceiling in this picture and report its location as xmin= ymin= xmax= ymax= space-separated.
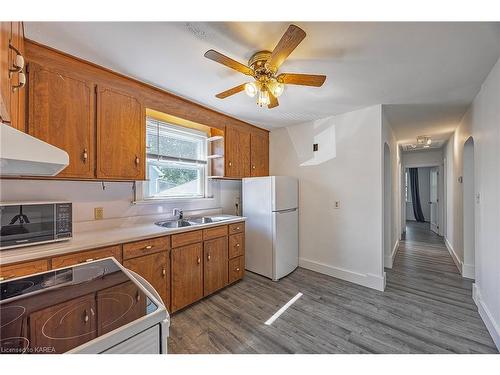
xmin=25 ymin=22 xmax=500 ymax=143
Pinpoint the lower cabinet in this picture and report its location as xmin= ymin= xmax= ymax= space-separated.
xmin=29 ymin=293 xmax=96 ymax=354
xmin=203 ymin=236 xmax=228 ymax=296
xmin=123 ymin=251 xmax=170 ymax=309
xmin=228 ymin=256 xmax=245 ymax=284
xmin=171 ymin=243 xmax=203 ymax=312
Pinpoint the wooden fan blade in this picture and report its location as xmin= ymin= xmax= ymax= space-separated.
xmin=277 ymin=73 xmax=326 ymax=87
xmin=204 ymin=49 xmax=253 ymax=76
xmin=215 ymin=83 xmax=247 ymax=99
xmin=266 ymin=24 xmax=306 ymax=72
xmin=268 ymin=91 xmax=279 ymax=109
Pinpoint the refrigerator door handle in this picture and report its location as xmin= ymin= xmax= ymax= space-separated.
xmin=273 ymin=208 xmax=298 ymax=214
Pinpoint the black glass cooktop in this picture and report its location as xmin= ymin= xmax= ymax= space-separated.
xmin=0 ymin=258 xmax=158 ymax=354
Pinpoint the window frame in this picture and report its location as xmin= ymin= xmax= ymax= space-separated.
xmin=140 ymin=117 xmax=210 ymax=201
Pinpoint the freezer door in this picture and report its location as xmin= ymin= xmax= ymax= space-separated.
xmin=273 ymin=208 xmax=299 ymax=280
xmin=272 ymin=176 xmax=299 ymax=211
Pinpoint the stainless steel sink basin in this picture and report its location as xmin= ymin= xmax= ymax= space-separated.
xmin=188 ymin=216 xmax=228 ymax=224
xmin=155 ymin=219 xmax=192 ymax=228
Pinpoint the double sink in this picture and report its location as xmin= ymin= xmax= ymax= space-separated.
xmin=155 ymin=216 xmax=231 ymax=229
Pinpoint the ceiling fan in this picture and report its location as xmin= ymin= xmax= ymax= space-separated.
xmin=204 ymin=24 xmax=326 ymax=109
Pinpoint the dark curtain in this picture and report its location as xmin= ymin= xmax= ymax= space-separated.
xmin=409 ymin=168 xmax=426 ymax=222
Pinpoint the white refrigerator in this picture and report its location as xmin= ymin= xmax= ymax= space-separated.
xmin=242 ymin=176 xmax=299 ymax=281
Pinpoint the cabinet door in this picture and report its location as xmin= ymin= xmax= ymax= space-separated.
xmin=225 ymin=126 xmax=250 ymax=178
xmin=203 ymin=236 xmax=228 ymax=296
xmin=29 ymin=293 xmax=96 ymax=354
xmin=0 ymin=22 xmax=11 ymax=123
xmin=28 ymin=63 xmax=95 ymax=178
xmin=9 ymin=22 xmax=25 ymax=131
xmin=250 ymin=132 xmax=269 ymax=177
xmin=171 ymin=243 xmax=203 ymax=312
xmin=123 ymin=251 xmax=170 ymax=309
xmin=96 ymin=85 xmax=145 ymax=180
xmin=97 ymin=281 xmax=146 ymax=336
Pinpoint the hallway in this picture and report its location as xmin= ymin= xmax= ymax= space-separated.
xmin=168 ymin=221 xmax=497 ymax=353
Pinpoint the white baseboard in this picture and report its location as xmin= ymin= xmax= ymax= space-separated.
xmin=472 ymin=284 xmax=500 ymax=351
xmin=384 ymin=240 xmax=400 ymax=269
xmin=299 ymin=258 xmax=385 ymax=291
xmin=444 ymin=237 xmax=463 ymax=274
xmin=462 ymin=263 xmax=475 ymax=279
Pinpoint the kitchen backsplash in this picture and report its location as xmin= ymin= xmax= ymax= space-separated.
xmin=0 ymin=179 xmax=241 ymax=223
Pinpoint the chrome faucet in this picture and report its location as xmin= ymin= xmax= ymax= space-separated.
xmin=173 ymin=208 xmax=183 ymax=220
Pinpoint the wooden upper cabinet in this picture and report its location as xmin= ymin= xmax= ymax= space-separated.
xmin=28 ymin=63 xmax=95 ymax=178
xmin=1 ymin=22 xmax=25 ymax=129
xmin=96 ymin=85 xmax=145 ymax=180
xmin=250 ymin=131 xmax=269 ymax=177
xmin=225 ymin=126 xmax=251 ymax=178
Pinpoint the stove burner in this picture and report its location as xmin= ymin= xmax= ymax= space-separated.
xmin=0 ymin=337 xmax=30 ymax=354
xmin=0 ymin=305 xmax=26 ymax=328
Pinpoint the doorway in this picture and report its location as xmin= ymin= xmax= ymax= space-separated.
xmin=462 ymin=137 xmax=475 ymax=279
xmin=383 ymin=143 xmax=392 ymax=267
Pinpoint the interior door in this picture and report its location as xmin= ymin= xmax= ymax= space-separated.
xmin=430 ymin=167 xmax=439 ymax=234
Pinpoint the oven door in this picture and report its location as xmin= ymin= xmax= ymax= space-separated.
xmin=0 ymin=204 xmax=56 ymax=248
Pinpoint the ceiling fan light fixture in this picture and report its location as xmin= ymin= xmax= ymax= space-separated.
xmin=257 ymin=89 xmax=270 ymax=107
xmin=244 ymin=82 xmax=258 ymax=98
xmin=268 ymin=80 xmax=285 ymax=97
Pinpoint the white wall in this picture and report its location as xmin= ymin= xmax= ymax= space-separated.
xmin=0 ymin=179 xmax=241 ymax=223
xmin=448 ymin=56 xmax=500 ymax=350
xmin=270 ymin=105 xmax=385 ymax=291
xmin=405 ymin=167 xmax=432 ymax=222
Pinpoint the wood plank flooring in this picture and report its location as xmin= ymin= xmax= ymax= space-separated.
xmin=168 ymin=221 xmax=498 ymax=354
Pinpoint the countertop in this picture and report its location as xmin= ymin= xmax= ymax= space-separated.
xmin=0 ymin=215 xmax=246 ymax=265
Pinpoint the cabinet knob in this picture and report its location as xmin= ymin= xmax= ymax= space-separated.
xmin=135 ymin=156 xmax=140 ymax=165
xmin=144 ymin=245 xmax=153 ymax=250
xmin=236 ymin=227 xmax=240 ymax=230
xmin=252 ymin=165 xmax=256 ymax=169
xmin=197 ymin=256 xmax=201 ymax=265
xmin=83 ymin=148 xmax=88 ymax=162
xmin=207 ymin=254 xmax=211 ymax=261
xmin=83 ymin=311 xmax=89 ymax=323
xmin=228 ymin=161 xmax=232 ymax=167
xmin=235 ymin=243 xmax=240 ymax=247
xmin=236 ymin=268 xmax=240 ymax=272
xmin=162 ymin=268 xmax=166 ymax=277
xmin=0 ymin=276 xmax=5 ymax=281
xmin=136 ymin=292 xmax=141 ymax=302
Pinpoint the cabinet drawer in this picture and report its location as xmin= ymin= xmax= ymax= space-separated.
xmin=228 ymin=222 xmax=244 ymax=235
xmin=51 ymin=245 xmax=122 ymax=269
xmin=171 ymin=230 xmax=203 ymax=248
xmin=228 ymin=233 xmax=245 ymax=259
xmin=123 ymin=236 xmax=170 ymax=260
xmin=228 ymin=256 xmax=244 ymax=284
xmin=203 ymin=225 xmax=228 ymax=240
xmin=0 ymin=259 xmax=49 ymax=281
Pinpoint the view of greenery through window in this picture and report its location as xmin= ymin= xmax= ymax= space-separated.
xmin=145 ymin=119 xmax=206 ymax=198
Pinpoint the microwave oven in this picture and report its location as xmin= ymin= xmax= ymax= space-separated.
xmin=0 ymin=201 xmax=72 ymax=249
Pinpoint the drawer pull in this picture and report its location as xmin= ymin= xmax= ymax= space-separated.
xmin=197 ymin=256 xmax=201 ymax=265
xmin=235 ymin=243 xmax=240 ymax=247
xmin=83 ymin=148 xmax=88 ymax=162
xmin=136 ymin=292 xmax=141 ymax=302
xmin=144 ymin=245 xmax=153 ymax=250
xmin=236 ymin=268 xmax=240 ymax=272
xmin=79 ymin=258 xmax=95 ymax=263
xmin=236 ymin=227 xmax=240 ymax=231
xmin=162 ymin=268 xmax=166 ymax=277
xmin=135 ymin=156 xmax=140 ymax=165
xmin=207 ymin=253 xmax=211 ymax=261
xmin=83 ymin=310 xmax=89 ymax=323
xmin=252 ymin=165 xmax=256 ymax=169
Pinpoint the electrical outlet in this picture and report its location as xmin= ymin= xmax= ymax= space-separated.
xmin=334 ymin=201 xmax=340 ymax=209
xmin=94 ymin=207 xmax=104 ymax=220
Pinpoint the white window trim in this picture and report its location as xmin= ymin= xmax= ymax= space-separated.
xmin=138 ymin=117 xmax=211 ymax=202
